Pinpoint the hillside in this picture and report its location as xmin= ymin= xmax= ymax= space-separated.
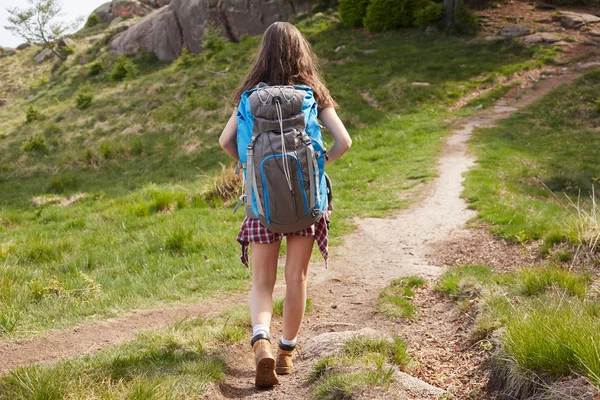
xmin=1 ymin=3 xmax=600 ymax=398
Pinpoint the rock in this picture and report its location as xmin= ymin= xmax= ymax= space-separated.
xmin=0 ymin=47 xmax=16 ymax=57
xmin=139 ymin=0 xmax=171 ymax=6
xmin=523 ymin=32 xmax=561 ymax=44
xmin=390 ymin=370 xmax=447 ymax=398
xmin=577 ymin=62 xmax=600 ymax=71
xmin=56 ymin=38 xmax=75 ymax=48
xmin=334 ymin=45 xmax=345 ymax=53
xmin=0 ymin=98 xmax=7 ymax=107
xmin=111 ymin=0 xmax=154 ymax=19
xmin=501 ymin=24 xmax=532 ymax=37
xmin=109 ymin=16 xmax=125 ymax=27
xmin=16 ymin=43 xmax=31 ymax=50
xmin=589 ymin=29 xmax=600 ymax=37
xmin=411 ymin=82 xmax=431 ymax=87
xmin=111 ymin=0 xmax=312 ymax=60
xmin=560 ymin=11 xmax=600 ymax=28
xmin=302 ymin=328 xmax=385 ymax=360
xmin=111 ymin=6 xmax=182 ymax=61
xmin=485 ymin=35 xmax=506 ymax=41
xmin=33 ymin=48 xmax=55 ymax=63
xmin=535 ymin=2 xmax=555 ymax=9
xmin=92 ymin=2 xmax=113 ymax=22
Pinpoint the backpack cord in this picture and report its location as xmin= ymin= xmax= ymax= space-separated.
xmin=275 ymin=100 xmax=293 ymax=192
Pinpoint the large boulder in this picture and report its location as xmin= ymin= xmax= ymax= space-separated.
xmin=17 ymin=43 xmax=31 ymax=50
xmin=33 ymin=48 xmax=55 ymax=63
xmin=111 ymin=0 xmax=154 ymax=19
xmin=92 ymin=2 xmax=113 ymax=22
xmin=111 ymin=6 xmax=182 ymax=61
xmin=560 ymin=11 xmax=600 ymax=28
xmin=110 ymin=0 xmax=312 ymax=60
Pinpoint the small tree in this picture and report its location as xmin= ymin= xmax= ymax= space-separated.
xmin=4 ymin=0 xmax=81 ymax=61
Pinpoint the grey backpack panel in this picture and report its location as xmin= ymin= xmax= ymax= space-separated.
xmin=243 ymin=86 xmax=322 ymax=233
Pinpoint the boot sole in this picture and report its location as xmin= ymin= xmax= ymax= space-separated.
xmin=255 ymin=356 xmax=279 ymax=388
xmin=276 ymin=366 xmax=293 ymax=375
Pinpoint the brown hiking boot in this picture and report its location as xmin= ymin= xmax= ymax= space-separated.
xmin=252 ymin=339 xmax=279 ymax=388
xmin=275 ymin=348 xmax=294 ymax=375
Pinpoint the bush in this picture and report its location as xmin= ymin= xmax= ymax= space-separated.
xmin=339 ymin=0 xmax=371 ymax=28
xmin=88 ymin=59 xmax=104 ymax=76
xmin=202 ymin=26 xmax=226 ymax=55
xmin=110 ymin=55 xmax=139 ymax=81
xmin=75 ymin=83 xmax=94 ymax=110
xmin=414 ymin=1 xmax=443 ymax=26
xmin=364 ymin=0 xmax=422 ymax=31
xmin=59 ymin=45 xmax=75 ymax=57
xmin=21 ymin=135 xmax=48 ymax=153
xmin=85 ymin=12 xmax=100 ymax=28
xmin=25 ymin=105 xmax=41 ymax=123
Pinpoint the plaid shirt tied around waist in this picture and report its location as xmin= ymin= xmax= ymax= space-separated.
xmin=236 ymin=213 xmax=330 ymax=268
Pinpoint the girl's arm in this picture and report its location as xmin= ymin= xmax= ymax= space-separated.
xmin=319 ymin=107 xmax=352 ymax=164
xmin=219 ymin=109 xmax=239 ymax=161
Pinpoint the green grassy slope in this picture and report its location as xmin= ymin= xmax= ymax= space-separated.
xmin=463 ymin=70 xmax=600 ymax=250
xmin=0 ymin=13 xmax=558 ymax=337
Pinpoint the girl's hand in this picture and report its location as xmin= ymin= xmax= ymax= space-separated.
xmin=318 ymin=107 xmax=352 ymax=164
xmin=219 ymin=108 xmax=240 ymax=161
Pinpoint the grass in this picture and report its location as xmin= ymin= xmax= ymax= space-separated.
xmin=436 ymin=264 xmax=600 ymax=392
xmin=0 ymin=307 xmax=254 ymax=400
xmin=0 ymin=12 xmax=561 ymax=337
xmin=309 ymin=335 xmax=410 ymax=399
xmin=272 ymin=297 xmax=313 ymax=317
xmin=374 ymin=276 xmax=426 ymax=320
xmin=463 ymin=70 xmax=600 ymax=251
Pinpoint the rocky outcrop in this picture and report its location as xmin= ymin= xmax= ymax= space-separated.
xmin=111 ymin=6 xmax=183 ymax=61
xmin=523 ymin=32 xmax=561 ymax=44
xmin=33 ymin=48 xmax=55 ymax=63
xmin=501 ymin=24 xmax=532 ymax=37
xmin=92 ymin=2 xmax=113 ymax=22
xmin=0 ymin=47 xmax=16 ymax=57
xmin=110 ymin=0 xmax=312 ymax=61
xmin=111 ymin=0 xmax=154 ymax=19
xmin=16 ymin=43 xmax=31 ymax=50
xmin=559 ymin=11 xmax=600 ymax=28
xmin=92 ymin=0 xmax=167 ymax=24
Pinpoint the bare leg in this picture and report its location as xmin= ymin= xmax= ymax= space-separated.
xmin=282 ymin=235 xmax=314 ymax=341
xmin=249 ymin=241 xmax=281 ymax=329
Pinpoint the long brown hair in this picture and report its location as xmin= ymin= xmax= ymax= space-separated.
xmin=233 ymin=22 xmax=337 ymax=109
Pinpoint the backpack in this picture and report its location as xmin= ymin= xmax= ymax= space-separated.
xmin=234 ymin=83 xmax=329 ymax=233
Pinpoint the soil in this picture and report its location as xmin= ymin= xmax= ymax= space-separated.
xmin=1 ymin=6 xmax=599 ymax=399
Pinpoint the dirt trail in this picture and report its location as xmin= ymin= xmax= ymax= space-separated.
xmin=0 ymin=67 xmax=585 ymax=396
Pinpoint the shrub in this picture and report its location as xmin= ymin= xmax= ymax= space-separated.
xmin=202 ymin=26 xmax=226 ymax=54
xmin=88 ymin=59 xmax=104 ymax=76
xmin=364 ymin=0 xmax=422 ymax=31
xmin=59 ymin=45 xmax=75 ymax=57
xmin=85 ymin=12 xmax=100 ymax=28
xmin=21 ymin=135 xmax=48 ymax=153
xmin=110 ymin=55 xmax=139 ymax=81
xmin=339 ymin=0 xmax=371 ymax=28
xmin=25 ymin=105 xmax=41 ymax=123
xmin=414 ymin=1 xmax=443 ymax=26
xmin=75 ymin=83 xmax=94 ymax=110
xmin=129 ymin=138 xmax=143 ymax=155
xmin=48 ymin=173 xmax=79 ymax=193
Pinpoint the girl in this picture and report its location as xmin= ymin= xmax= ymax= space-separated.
xmin=219 ymin=21 xmax=352 ymax=388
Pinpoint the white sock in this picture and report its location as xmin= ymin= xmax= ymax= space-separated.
xmin=252 ymin=324 xmax=270 ymax=338
xmin=281 ymin=337 xmax=297 ymax=347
